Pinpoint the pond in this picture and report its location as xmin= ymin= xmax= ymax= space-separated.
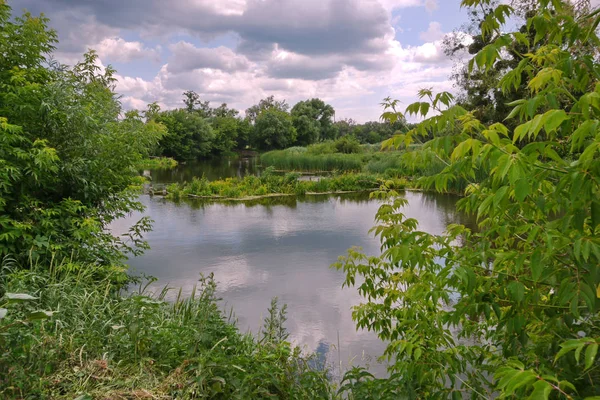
xmin=118 ymin=158 xmax=470 ymax=377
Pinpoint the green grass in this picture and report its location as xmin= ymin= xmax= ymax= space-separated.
xmin=260 ymin=151 xmax=367 ymax=172
xmin=136 ymin=157 xmax=178 ymax=170
xmin=166 ymin=170 xmax=404 ymax=201
xmin=0 ymin=262 xmax=333 ymax=399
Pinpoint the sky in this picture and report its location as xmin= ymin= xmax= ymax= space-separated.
xmin=10 ymin=0 xmax=474 ymax=122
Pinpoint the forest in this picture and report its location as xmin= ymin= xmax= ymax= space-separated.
xmin=1 ymin=0 xmax=600 ymax=398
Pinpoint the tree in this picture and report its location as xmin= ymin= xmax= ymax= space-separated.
xmin=334 ymin=118 xmax=357 ymax=137
xmin=245 ymin=95 xmax=289 ymax=123
xmin=253 ymin=109 xmax=296 ymax=150
xmin=212 ymin=103 xmax=239 ymax=118
xmin=155 ymin=109 xmax=214 ymax=160
xmin=182 ymin=90 xmax=211 ymax=117
xmin=338 ymin=0 xmax=600 ymax=398
xmin=211 ymin=116 xmax=240 ymax=155
xmin=291 ymin=98 xmax=337 ymax=145
xmin=0 ymin=3 xmax=164 ymax=265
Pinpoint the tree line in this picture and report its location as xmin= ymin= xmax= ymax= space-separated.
xmin=142 ymin=92 xmax=410 ymax=161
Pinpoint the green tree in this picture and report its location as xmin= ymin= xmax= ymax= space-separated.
xmin=155 ymin=109 xmax=214 ymax=160
xmin=253 ymin=109 xmax=297 ymax=150
xmin=245 ymin=95 xmax=289 ymax=124
xmin=211 ymin=115 xmax=240 ymax=155
xmin=182 ymin=90 xmax=212 ymax=117
xmin=291 ymin=98 xmax=337 ymax=145
xmin=338 ymin=1 xmax=600 ymax=398
xmin=0 ymin=3 xmax=164 ymax=265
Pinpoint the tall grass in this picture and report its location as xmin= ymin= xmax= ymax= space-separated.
xmin=0 ymin=262 xmax=333 ymax=399
xmin=261 ymin=151 xmax=365 ymax=172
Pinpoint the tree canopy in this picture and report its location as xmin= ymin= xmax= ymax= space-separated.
xmin=0 ymin=3 xmax=164 ymax=265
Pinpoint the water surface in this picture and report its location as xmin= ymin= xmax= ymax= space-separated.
xmin=118 ymin=160 xmax=469 ymax=376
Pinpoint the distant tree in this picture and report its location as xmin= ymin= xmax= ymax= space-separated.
xmin=182 ymin=90 xmax=212 ymax=117
xmin=291 ymin=98 xmax=337 ymax=145
xmin=212 ymin=103 xmax=239 ymax=118
xmin=182 ymin=90 xmax=200 ymax=113
xmin=253 ymin=109 xmax=296 ymax=150
xmin=155 ymin=109 xmax=214 ymax=160
xmin=211 ymin=116 xmax=241 ymax=154
xmin=334 ymin=118 xmax=357 ymax=137
xmin=144 ymin=102 xmax=161 ymax=121
xmin=245 ymin=95 xmax=289 ymax=123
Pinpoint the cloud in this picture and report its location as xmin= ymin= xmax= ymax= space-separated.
xmin=95 ymin=37 xmax=160 ymax=63
xmin=10 ymin=0 xmax=464 ymax=122
xmin=425 ymin=0 xmax=439 ymax=13
xmin=419 ymin=21 xmax=444 ymax=42
xmin=167 ymin=42 xmax=251 ymax=73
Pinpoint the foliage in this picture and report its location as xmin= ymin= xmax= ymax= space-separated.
xmin=154 ymin=109 xmax=214 ymax=160
xmin=337 ymin=0 xmax=600 ymax=398
xmin=211 ymin=115 xmax=242 ymax=155
xmin=260 ymin=150 xmax=366 ymax=172
xmin=245 ymin=95 xmax=290 ymax=124
xmin=165 ymin=171 xmax=391 ymax=200
xmin=0 ymin=263 xmax=333 ymax=399
xmin=0 ymin=4 xmax=164 ymax=266
xmin=291 ymin=98 xmax=337 ymax=145
xmin=253 ymin=108 xmax=297 ymax=150
xmin=333 ymin=135 xmax=363 ymax=154
xmin=136 ymin=157 xmax=178 ymax=170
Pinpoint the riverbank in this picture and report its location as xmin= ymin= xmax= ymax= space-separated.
xmin=0 ymin=264 xmax=333 ymax=398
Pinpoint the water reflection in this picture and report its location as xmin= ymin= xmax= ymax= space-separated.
xmin=147 ymin=157 xmax=259 ymax=184
xmin=113 ymin=189 xmax=471 ymax=378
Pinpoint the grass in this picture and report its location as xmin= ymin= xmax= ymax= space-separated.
xmin=165 ymin=169 xmax=406 ymax=201
xmin=260 ymin=151 xmax=366 ymax=172
xmin=136 ymin=157 xmax=178 ymax=170
xmin=0 ymin=261 xmax=333 ymax=399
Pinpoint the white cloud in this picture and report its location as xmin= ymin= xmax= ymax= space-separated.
xmin=167 ymin=42 xmax=251 ymax=73
xmin=419 ymin=21 xmax=444 ymax=42
xmin=95 ymin=37 xmax=160 ymax=63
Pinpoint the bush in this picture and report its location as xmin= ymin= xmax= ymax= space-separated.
xmin=333 ymin=136 xmax=362 ymax=154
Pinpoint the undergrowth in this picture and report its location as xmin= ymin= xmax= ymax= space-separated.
xmin=0 ymin=262 xmax=333 ymax=399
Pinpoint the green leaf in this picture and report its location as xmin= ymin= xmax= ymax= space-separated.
xmin=530 ymin=249 xmax=543 ymax=281
xmin=528 ymin=380 xmax=552 ymax=400
xmin=591 ymin=201 xmax=600 ymax=229
xmin=508 ymin=281 xmax=525 ymax=302
xmin=27 ymin=310 xmax=54 ymax=321
xmin=514 ymin=178 xmax=530 ymax=202
xmin=543 ymin=109 xmax=568 ymax=133
xmin=585 ymin=343 xmax=598 ymax=370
